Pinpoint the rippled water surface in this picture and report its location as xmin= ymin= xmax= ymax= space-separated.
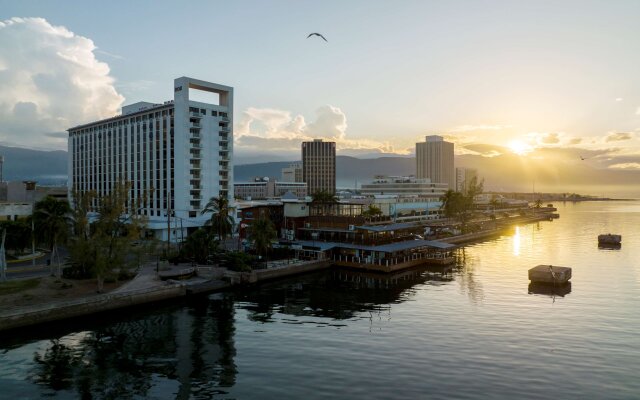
xmin=2 ymin=201 xmax=640 ymax=399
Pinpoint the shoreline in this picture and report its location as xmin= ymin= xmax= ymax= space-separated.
xmin=0 ymin=211 xmax=556 ymax=334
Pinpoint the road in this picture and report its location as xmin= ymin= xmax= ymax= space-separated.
xmin=6 ymin=263 xmax=52 ymax=279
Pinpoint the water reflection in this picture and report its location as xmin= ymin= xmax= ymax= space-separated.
xmin=30 ymin=295 xmax=237 ymax=399
xmin=234 ymin=266 xmax=454 ymax=323
xmin=454 ymin=247 xmax=485 ymax=304
xmin=513 ymin=226 xmax=521 ymax=256
xmin=528 ymin=282 xmax=572 ymax=298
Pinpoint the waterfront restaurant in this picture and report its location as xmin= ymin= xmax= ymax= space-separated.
xmin=290 ymin=220 xmax=456 ymax=272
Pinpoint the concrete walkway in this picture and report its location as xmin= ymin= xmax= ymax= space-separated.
xmin=111 ymin=263 xmax=165 ymax=294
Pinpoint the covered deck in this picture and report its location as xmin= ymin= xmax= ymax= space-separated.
xmin=291 ymin=239 xmax=456 ymax=273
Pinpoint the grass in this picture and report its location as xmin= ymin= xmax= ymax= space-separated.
xmin=0 ymin=278 xmax=41 ymax=296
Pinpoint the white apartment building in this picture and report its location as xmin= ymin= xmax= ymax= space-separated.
xmin=68 ymin=77 xmax=233 ymax=241
xmin=416 ymin=135 xmax=455 ymax=190
xmin=360 ymin=176 xmax=449 ymax=197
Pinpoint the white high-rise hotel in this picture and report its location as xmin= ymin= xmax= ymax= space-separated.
xmin=68 ymin=77 xmax=233 ymax=241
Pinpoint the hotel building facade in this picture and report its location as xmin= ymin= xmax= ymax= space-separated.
xmin=68 ymin=77 xmax=233 ymax=241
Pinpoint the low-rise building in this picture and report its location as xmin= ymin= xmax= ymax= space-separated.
xmin=360 ymin=176 xmax=448 ymax=197
xmin=234 ymin=177 xmax=307 ymax=200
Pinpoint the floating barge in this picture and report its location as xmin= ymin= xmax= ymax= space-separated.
xmin=598 ymin=234 xmax=621 ymax=246
xmin=528 ymin=265 xmax=571 ymax=285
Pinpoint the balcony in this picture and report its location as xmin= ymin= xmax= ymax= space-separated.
xmin=191 ymin=194 xmax=202 ymax=200
xmin=220 ymin=116 xmax=229 ymax=122
xmin=190 ymin=111 xmax=202 ymax=118
xmin=190 ymin=121 xmax=201 ymax=128
xmin=190 ymin=143 xmax=202 ymax=149
xmin=219 ymin=126 xmax=230 ymax=133
xmin=190 ymin=164 xmax=201 ymax=170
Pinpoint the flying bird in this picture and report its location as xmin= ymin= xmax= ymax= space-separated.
xmin=307 ymin=32 xmax=328 ymax=42
xmin=580 ymin=155 xmax=587 ymax=160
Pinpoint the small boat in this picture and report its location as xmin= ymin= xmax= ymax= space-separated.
xmin=598 ymin=234 xmax=621 ymax=246
xmin=528 ymin=265 xmax=571 ymax=285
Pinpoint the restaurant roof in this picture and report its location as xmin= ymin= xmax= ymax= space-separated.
xmin=293 ymin=239 xmax=455 ymax=253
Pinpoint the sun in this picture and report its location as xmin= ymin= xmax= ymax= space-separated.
xmin=508 ymin=140 xmax=532 ymax=155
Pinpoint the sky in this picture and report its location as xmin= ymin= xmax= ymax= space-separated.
xmin=1 ymin=0 xmax=640 ymax=193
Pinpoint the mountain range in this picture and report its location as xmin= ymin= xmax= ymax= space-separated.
xmin=2 ymin=145 xmax=638 ymax=197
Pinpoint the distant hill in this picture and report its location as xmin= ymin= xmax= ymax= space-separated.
xmin=1 ymin=144 xmax=638 ymax=197
xmin=235 ymin=154 xmax=640 ymax=197
xmin=0 ymin=145 xmax=67 ymax=185
xmin=234 ymin=156 xmax=416 ymax=187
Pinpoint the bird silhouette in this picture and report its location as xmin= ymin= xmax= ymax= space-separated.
xmin=307 ymin=32 xmax=328 ymax=42
xmin=580 ymin=155 xmax=587 ymax=160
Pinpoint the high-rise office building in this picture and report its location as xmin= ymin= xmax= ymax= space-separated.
xmin=416 ymin=135 xmax=454 ymax=189
xmin=456 ymin=167 xmax=478 ymax=193
xmin=302 ymin=139 xmax=336 ymax=195
xmin=68 ymin=77 xmax=233 ymax=241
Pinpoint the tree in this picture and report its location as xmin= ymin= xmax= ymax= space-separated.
xmin=67 ymin=182 xmax=147 ymax=292
xmin=440 ymin=177 xmax=485 ymax=232
xmin=362 ymin=204 xmax=383 ymax=218
xmin=180 ymin=227 xmax=218 ymax=264
xmin=34 ymin=196 xmax=72 ymax=278
xmin=311 ymin=190 xmax=337 ymax=215
xmin=250 ymin=215 xmax=276 ymax=265
xmin=201 ymin=196 xmax=234 ymax=243
xmin=440 ymin=190 xmax=466 ymax=220
xmin=1 ymin=219 xmax=31 ymax=255
xmin=534 ymin=198 xmax=542 ymax=209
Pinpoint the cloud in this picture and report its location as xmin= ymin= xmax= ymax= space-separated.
xmin=538 ymin=132 xmax=560 ymax=144
xmin=569 ymin=138 xmax=582 ymax=145
xmin=461 ymin=143 xmax=507 ymax=157
xmin=609 ymin=162 xmax=640 ymax=170
xmin=0 ymin=17 xmax=124 ymax=149
xmin=235 ymin=105 xmax=397 ymax=155
xmin=616 ymin=98 xmax=623 ymax=102
xmin=605 ymin=132 xmax=633 ymax=142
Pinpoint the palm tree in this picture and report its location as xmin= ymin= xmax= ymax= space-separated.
xmin=201 ymin=196 xmax=234 ymax=244
xmin=311 ymin=190 xmax=337 ymax=215
xmin=534 ymin=198 xmax=543 ymax=209
xmin=250 ymin=215 xmax=276 ymax=266
xmin=34 ymin=196 xmax=72 ymax=278
xmin=362 ymin=204 xmax=383 ymax=218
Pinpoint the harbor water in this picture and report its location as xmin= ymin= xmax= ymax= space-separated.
xmin=1 ymin=201 xmax=639 ymax=399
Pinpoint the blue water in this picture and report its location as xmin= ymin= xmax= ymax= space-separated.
xmin=1 ymin=201 xmax=639 ymax=399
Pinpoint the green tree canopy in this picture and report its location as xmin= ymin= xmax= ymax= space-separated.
xmin=202 ymin=196 xmax=234 ymax=241
xmin=250 ymin=215 xmax=276 ymax=263
xmin=34 ymin=196 xmax=72 ymax=277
